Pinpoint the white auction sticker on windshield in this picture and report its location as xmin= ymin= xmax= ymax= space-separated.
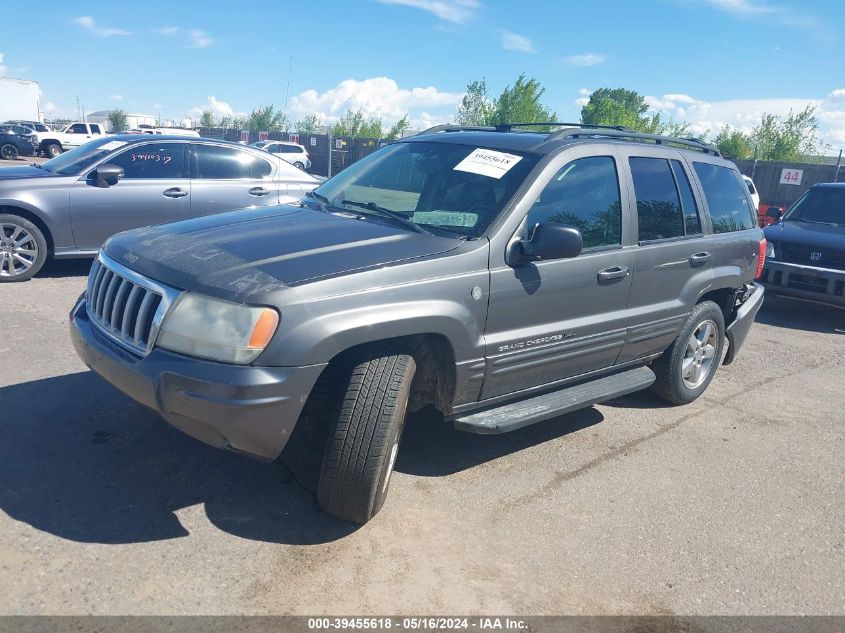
xmin=453 ymin=148 xmax=522 ymax=179
xmin=99 ymin=141 xmax=128 ymax=151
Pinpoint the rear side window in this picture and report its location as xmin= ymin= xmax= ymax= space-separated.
xmin=91 ymin=124 xmax=103 ymax=134
xmin=629 ymin=157 xmax=684 ymax=241
xmin=671 ymin=160 xmax=702 ymax=235
xmin=693 ymin=163 xmax=756 ymax=233
xmin=526 ymin=156 xmax=622 ymax=249
xmin=194 ymin=144 xmax=266 ymax=179
xmin=109 ymin=144 xmax=187 ymax=179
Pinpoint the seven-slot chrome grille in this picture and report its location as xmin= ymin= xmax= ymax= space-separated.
xmin=85 ymin=253 xmax=179 ymax=356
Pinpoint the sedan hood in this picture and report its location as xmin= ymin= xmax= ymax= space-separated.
xmin=765 ymin=220 xmax=845 ymax=248
xmin=103 ymin=205 xmax=462 ymax=301
xmin=0 ymin=165 xmax=59 ymax=181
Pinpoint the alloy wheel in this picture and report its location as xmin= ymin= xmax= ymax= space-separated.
xmin=682 ymin=319 xmax=718 ymax=389
xmin=0 ymin=223 xmax=39 ymax=277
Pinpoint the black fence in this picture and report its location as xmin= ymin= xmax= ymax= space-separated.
xmin=734 ymin=158 xmax=843 ymax=210
xmin=197 ymin=129 xmax=385 ymax=177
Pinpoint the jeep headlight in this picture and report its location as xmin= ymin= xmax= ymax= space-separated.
xmin=766 ymin=241 xmax=776 ymax=259
xmin=156 ymin=293 xmax=279 ymax=364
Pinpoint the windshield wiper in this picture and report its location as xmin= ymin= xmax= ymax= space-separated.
xmin=341 ymin=200 xmax=433 ymax=235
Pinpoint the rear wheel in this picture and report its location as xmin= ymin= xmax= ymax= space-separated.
xmin=1 ymin=144 xmax=19 ymax=161
xmin=651 ymin=301 xmax=725 ymax=405
xmin=317 ymin=343 xmax=416 ymax=523
xmin=45 ymin=143 xmax=62 ymax=158
xmin=0 ymin=215 xmax=48 ymax=282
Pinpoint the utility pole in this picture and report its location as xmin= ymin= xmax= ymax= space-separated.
xmin=835 ymin=149 xmax=843 ymax=183
xmin=283 ymin=56 xmax=293 ymax=120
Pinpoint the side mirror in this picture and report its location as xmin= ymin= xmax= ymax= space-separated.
xmin=508 ymin=222 xmax=583 ymax=266
xmin=766 ymin=206 xmax=783 ymax=220
xmin=91 ymin=163 xmax=124 ymax=188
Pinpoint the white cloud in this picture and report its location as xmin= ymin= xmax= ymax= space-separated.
xmin=289 ymin=76 xmax=463 ymax=130
xmin=500 ymin=30 xmax=537 ymax=54
xmin=155 ymin=26 xmax=180 ymax=35
xmin=0 ymin=53 xmax=6 ymax=75
xmin=109 ymin=94 xmax=123 ymax=101
xmin=643 ymin=91 xmax=845 ymax=149
xmin=72 ymin=16 xmax=131 ymax=37
xmin=703 ymin=0 xmax=774 ymax=15
xmin=376 ymin=0 xmax=479 ymax=24
xmin=189 ymin=96 xmax=239 ymax=118
xmin=153 ymin=102 xmax=163 ymax=110
xmin=699 ymin=0 xmax=826 ymax=35
xmin=187 ymin=29 xmax=213 ymax=48
xmin=562 ymin=53 xmax=605 ymax=67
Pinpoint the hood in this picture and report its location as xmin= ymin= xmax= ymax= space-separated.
xmin=0 ymin=165 xmax=59 ymax=181
xmin=103 ymin=205 xmax=462 ymax=301
xmin=764 ymin=220 xmax=845 ymax=249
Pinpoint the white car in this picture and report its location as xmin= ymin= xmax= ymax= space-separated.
xmin=251 ymin=140 xmax=311 ymax=170
xmin=743 ymin=175 xmax=760 ymax=211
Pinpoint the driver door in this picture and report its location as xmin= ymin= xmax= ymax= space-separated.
xmin=68 ymin=142 xmax=190 ymax=251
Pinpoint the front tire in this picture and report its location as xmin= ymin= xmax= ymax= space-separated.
xmin=317 ymin=343 xmax=416 ymax=523
xmin=293 ymin=161 xmax=305 ymax=170
xmin=1 ymin=144 xmax=19 ymax=161
xmin=0 ymin=215 xmax=48 ymax=282
xmin=45 ymin=143 xmax=62 ymax=158
xmin=651 ymin=301 xmax=725 ymax=405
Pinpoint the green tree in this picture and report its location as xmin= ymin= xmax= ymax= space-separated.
xmin=713 ymin=125 xmax=753 ymax=159
xmin=385 ymin=115 xmax=410 ymax=140
xmin=332 ymin=109 xmax=382 ymax=137
xmin=295 ymin=113 xmax=321 ymax=134
xmin=750 ymin=106 xmax=829 ymax=162
xmin=456 ymin=79 xmax=494 ymax=126
xmin=107 ymin=109 xmax=128 ymax=132
xmin=199 ymin=110 xmax=216 ymax=129
xmin=247 ymin=105 xmax=289 ymax=132
xmin=580 ymin=88 xmax=662 ymax=132
xmin=490 ymin=74 xmax=556 ymax=127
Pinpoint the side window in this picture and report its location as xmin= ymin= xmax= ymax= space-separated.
xmin=252 ymin=157 xmax=273 ymax=179
xmin=629 ymin=157 xmax=684 ymax=242
xmin=69 ymin=124 xmax=87 ymax=134
xmin=91 ymin=124 xmax=102 ymax=134
xmin=108 ymin=144 xmax=186 ymax=179
xmin=671 ymin=159 xmax=702 ymax=235
xmin=526 ymin=156 xmax=622 ymax=249
xmin=693 ymin=162 xmax=755 ymax=233
xmin=194 ymin=144 xmax=256 ymax=179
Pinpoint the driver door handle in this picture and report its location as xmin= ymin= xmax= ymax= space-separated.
xmin=162 ymin=187 xmax=188 ymax=198
xmin=690 ymin=251 xmax=712 ymax=265
xmin=248 ymin=187 xmax=272 ymax=196
xmin=597 ymin=266 xmax=630 ymax=281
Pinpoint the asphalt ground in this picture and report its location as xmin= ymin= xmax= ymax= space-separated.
xmin=0 ymin=260 xmax=843 ymax=616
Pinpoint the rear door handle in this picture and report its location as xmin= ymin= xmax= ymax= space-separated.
xmin=248 ymin=187 xmax=272 ymax=197
xmin=597 ymin=266 xmax=630 ymax=281
xmin=162 ymin=187 xmax=188 ymax=198
xmin=690 ymin=251 xmax=712 ymax=265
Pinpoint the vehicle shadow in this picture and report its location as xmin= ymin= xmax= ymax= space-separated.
xmin=755 ymin=294 xmax=844 ymax=335
xmin=38 ymin=258 xmax=92 ymax=279
xmin=0 ymin=371 xmax=602 ymax=545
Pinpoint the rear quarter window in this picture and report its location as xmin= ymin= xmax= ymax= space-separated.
xmin=693 ymin=162 xmax=756 ymax=233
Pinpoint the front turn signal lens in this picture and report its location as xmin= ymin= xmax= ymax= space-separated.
xmin=249 ymin=308 xmax=280 ymax=349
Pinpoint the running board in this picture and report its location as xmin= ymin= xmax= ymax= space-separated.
xmin=453 ymin=366 xmax=656 ymax=434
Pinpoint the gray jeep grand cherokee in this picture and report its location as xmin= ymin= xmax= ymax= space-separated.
xmin=70 ymin=124 xmax=766 ymax=523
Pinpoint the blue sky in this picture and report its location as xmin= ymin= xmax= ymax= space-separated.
xmin=2 ymin=0 xmax=844 ymax=146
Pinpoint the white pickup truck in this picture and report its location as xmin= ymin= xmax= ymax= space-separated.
xmin=38 ymin=122 xmax=107 ymax=157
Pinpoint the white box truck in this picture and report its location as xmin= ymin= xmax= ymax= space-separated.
xmin=0 ymin=77 xmax=42 ymax=122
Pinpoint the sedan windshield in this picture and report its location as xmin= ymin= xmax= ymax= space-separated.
xmin=307 ymin=141 xmax=540 ymax=238
xmin=785 ymin=188 xmax=845 ymax=226
xmin=40 ymin=138 xmax=131 ymax=175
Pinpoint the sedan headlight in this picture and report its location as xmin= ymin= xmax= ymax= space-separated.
xmin=766 ymin=241 xmax=776 ymax=259
xmin=156 ymin=293 xmax=279 ymax=364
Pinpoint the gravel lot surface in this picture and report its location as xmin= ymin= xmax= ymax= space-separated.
xmin=0 ymin=260 xmax=843 ymax=616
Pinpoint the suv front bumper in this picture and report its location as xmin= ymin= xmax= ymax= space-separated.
xmin=69 ymin=295 xmax=326 ymax=461
xmin=761 ymin=261 xmax=845 ymax=307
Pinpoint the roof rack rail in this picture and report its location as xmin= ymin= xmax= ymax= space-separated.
xmin=545 ymin=127 xmax=721 ymax=156
xmin=494 ymin=122 xmax=632 ymax=133
xmin=418 ymin=124 xmax=497 ymax=135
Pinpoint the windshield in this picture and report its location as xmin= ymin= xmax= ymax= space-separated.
xmin=40 ymin=137 xmax=130 ymax=175
xmin=784 ymin=188 xmax=845 ymax=226
xmin=308 ymin=141 xmax=540 ymax=238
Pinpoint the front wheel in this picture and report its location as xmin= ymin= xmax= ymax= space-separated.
xmin=0 ymin=215 xmax=48 ymax=282
xmin=651 ymin=301 xmax=725 ymax=405
xmin=293 ymin=161 xmax=305 ymax=170
xmin=1 ymin=144 xmax=19 ymax=161
xmin=317 ymin=343 xmax=416 ymax=523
